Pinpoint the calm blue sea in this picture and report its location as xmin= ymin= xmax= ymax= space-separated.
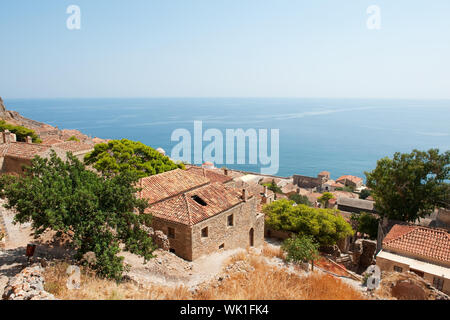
xmin=4 ymin=98 xmax=450 ymax=180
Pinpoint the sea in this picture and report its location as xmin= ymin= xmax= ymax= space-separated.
xmin=4 ymin=98 xmax=450 ymax=180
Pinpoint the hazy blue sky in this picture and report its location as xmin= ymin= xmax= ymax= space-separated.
xmin=1 ymin=0 xmax=450 ymax=99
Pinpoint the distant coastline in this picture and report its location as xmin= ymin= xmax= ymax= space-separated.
xmin=3 ymin=97 xmax=450 ymax=179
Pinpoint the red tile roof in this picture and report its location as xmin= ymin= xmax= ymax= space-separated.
xmin=0 ymin=142 xmax=52 ymax=159
xmin=146 ymin=183 xmax=245 ymax=225
xmin=52 ymin=141 xmax=93 ymax=153
xmin=139 ymin=168 xmax=210 ymax=204
xmin=336 ymin=175 xmax=363 ymax=184
xmin=139 ymin=168 xmax=252 ymax=225
xmin=186 ymin=166 xmax=233 ymax=184
xmin=383 ymin=225 xmax=450 ymax=263
xmin=41 ymin=138 xmax=65 ymax=145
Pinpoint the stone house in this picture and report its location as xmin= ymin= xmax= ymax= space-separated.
xmin=336 ymin=175 xmax=363 ymax=189
xmin=293 ymin=171 xmax=330 ymax=192
xmin=139 ymin=168 xmax=264 ymax=261
xmin=376 ymin=224 xmax=450 ymax=294
xmin=42 ymin=140 xmax=94 ymax=161
xmin=0 ymin=131 xmax=93 ymax=175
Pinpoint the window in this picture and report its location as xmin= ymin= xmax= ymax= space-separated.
xmin=393 ymin=266 xmax=403 ymax=273
xmin=169 ymin=248 xmax=176 ymax=254
xmin=219 ymin=243 xmax=224 ymax=249
xmin=227 ymin=214 xmax=234 ymax=227
xmin=433 ymin=277 xmax=444 ymax=291
xmin=192 ymin=195 xmax=207 ymax=206
xmin=168 ymin=227 xmax=175 ymax=239
xmin=201 ymin=227 xmax=208 ymax=238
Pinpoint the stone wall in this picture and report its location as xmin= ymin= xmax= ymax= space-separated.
xmin=151 ymin=218 xmax=193 ymax=260
xmin=191 ymin=197 xmax=264 ymax=260
xmin=1 ymin=156 xmax=32 ymax=175
xmin=264 ymin=227 xmax=293 ymax=240
xmin=376 ymin=257 xmax=450 ymax=295
xmin=293 ymin=175 xmax=322 ymax=189
xmin=152 ymin=196 xmax=264 ymax=261
xmin=2 ymin=265 xmax=57 ymax=300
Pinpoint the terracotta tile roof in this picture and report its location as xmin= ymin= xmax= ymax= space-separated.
xmin=383 ymin=225 xmax=450 ymax=263
xmin=140 ymin=168 xmax=210 ymax=204
xmin=144 ymin=182 xmax=248 ymax=225
xmin=336 ymin=175 xmax=363 ymax=184
xmin=41 ymin=138 xmax=65 ymax=145
xmin=0 ymin=142 xmax=52 ymax=159
xmin=139 ymin=168 xmax=254 ymax=225
xmin=186 ymin=166 xmax=233 ymax=184
xmin=35 ymin=125 xmax=58 ymax=133
xmin=51 ymin=141 xmax=93 ymax=153
xmin=92 ymin=137 xmax=111 ymax=145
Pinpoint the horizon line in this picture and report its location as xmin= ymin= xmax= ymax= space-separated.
xmin=4 ymin=96 xmax=450 ymax=101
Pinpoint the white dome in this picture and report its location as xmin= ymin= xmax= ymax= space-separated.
xmin=156 ymin=147 xmax=166 ymax=155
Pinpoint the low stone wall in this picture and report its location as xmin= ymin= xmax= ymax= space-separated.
xmin=2 ymin=265 xmax=57 ymax=300
xmin=264 ymin=227 xmax=293 ymax=240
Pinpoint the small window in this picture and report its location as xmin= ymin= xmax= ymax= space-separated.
xmin=201 ymin=227 xmax=208 ymax=238
xmin=192 ymin=195 xmax=207 ymax=206
xmin=168 ymin=227 xmax=175 ymax=239
xmin=433 ymin=277 xmax=444 ymax=291
xmin=169 ymin=248 xmax=176 ymax=254
xmin=393 ymin=266 xmax=403 ymax=273
xmin=227 ymin=214 xmax=234 ymax=227
xmin=219 ymin=243 xmax=224 ymax=249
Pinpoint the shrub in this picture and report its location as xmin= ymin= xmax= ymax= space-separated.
xmin=263 ymin=199 xmax=354 ymax=246
xmin=288 ymin=193 xmax=312 ymax=206
xmin=282 ymin=235 xmax=319 ymax=266
xmin=0 ymin=120 xmax=41 ymax=143
xmin=351 ymin=212 xmax=379 ymax=239
xmin=84 ymin=139 xmax=184 ymax=178
xmin=67 ymin=135 xmax=80 ymax=142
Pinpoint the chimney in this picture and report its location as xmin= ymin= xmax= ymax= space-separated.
xmin=11 ymin=133 xmax=17 ymax=142
xmin=242 ymin=188 xmax=248 ymax=202
xmin=202 ymin=167 xmax=207 ymax=177
xmin=4 ymin=130 xmax=10 ymax=143
xmin=26 ymin=136 xmax=32 ymax=144
xmin=223 ymin=168 xmax=229 ymax=176
xmin=263 ymin=185 xmax=268 ymax=196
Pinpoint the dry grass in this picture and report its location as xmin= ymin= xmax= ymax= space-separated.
xmin=261 ymin=244 xmax=286 ymax=260
xmin=43 ymin=262 xmax=191 ymax=300
xmin=196 ymin=253 xmax=364 ymax=300
xmin=43 ymin=254 xmax=365 ymax=300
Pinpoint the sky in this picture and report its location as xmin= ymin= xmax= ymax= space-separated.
xmin=1 ymin=0 xmax=450 ymax=99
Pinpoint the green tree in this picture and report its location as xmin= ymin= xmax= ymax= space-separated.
xmin=282 ymin=235 xmax=320 ymax=271
xmin=84 ymin=139 xmax=184 ymax=178
xmin=2 ymin=151 xmax=155 ymax=280
xmin=263 ymin=199 xmax=354 ymax=246
xmin=67 ymin=135 xmax=80 ymax=142
xmin=318 ymin=192 xmax=334 ymax=207
xmin=288 ymin=193 xmax=312 ymax=206
xmin=359 ymin=188 xmax=371 ymax=200
xmin=365 ymin=149 xmax=450 ymax=222
xmin=262 ymin=179 xmax=283 ymax=194
xmin=350 ymin=212 xmax=379 ymax=240
xmin=0 ymin=120 xmax=41 ymax=143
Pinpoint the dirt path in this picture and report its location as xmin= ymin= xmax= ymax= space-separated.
xmin=122 ymin=247 xmax=246 ymax=289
